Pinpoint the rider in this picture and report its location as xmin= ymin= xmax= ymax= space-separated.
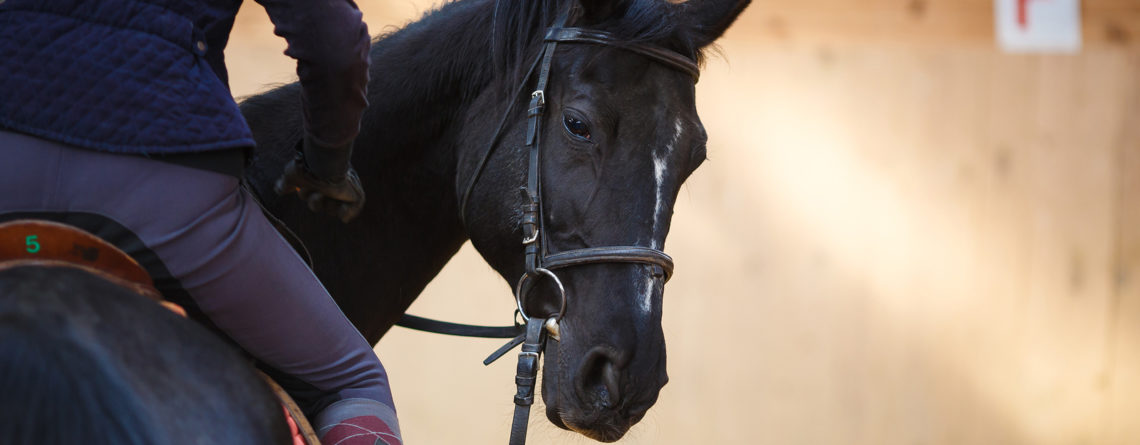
xmin=0 ymin=0 xmax=399 ymax=444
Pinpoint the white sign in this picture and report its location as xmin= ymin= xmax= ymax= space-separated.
xmin=995 ymin=0 xmax=1082 ymax=53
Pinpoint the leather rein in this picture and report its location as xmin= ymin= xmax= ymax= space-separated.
xmin=396 ymin=18 xmax=698 ymax=445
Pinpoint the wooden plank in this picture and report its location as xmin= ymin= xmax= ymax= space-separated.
xmin=1106 ymin=49 xmax=1140 ymax=445
xmin=732 ymin=0 xmax=1140 ymax=48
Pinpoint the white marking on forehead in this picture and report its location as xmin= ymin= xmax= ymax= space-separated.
xmin=642 ymin=118 xmax=683 ymax=314
xmin=650 ymin=118 xmax=684 ymax=249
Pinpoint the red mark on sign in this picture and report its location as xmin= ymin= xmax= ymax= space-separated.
xmin=1018 ymin=0 xmax=1050 ymax=29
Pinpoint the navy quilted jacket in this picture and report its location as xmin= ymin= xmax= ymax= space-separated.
xmin=0 ymin=0 xmax=370 ymax=154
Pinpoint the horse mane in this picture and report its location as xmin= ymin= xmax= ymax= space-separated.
xmin=0 ymin=314 xmax=160 ymax=445
xmin=490 ymin=0 xmax=705 ymax=87
xmin=0 ymin=265 xmax=289 ymax=444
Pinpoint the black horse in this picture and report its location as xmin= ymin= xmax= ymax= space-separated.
xmin=241 ymin=0 xmax=748 ymax=441
xmin=0 ymin=265 xmax=290 ymax=444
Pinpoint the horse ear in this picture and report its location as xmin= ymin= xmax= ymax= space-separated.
xmin=684 ymin=0 xmax=751 ymax=48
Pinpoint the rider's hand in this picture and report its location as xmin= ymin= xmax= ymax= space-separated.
xmin=274 ymin=139 xmax=365 ymax=223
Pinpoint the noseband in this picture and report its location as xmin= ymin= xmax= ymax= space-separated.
xmin=397 ymin=15 xmax=697 ymax=445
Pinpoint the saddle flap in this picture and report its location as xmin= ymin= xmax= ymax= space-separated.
xmin=0 ymin=219 xmax=161 ymax=299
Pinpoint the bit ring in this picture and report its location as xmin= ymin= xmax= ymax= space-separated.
xmin=514 ymin=268 xmax=567 ymax=324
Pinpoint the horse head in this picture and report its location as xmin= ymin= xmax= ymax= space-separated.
xmin=457 ymin=0 xmax=749 ymax=441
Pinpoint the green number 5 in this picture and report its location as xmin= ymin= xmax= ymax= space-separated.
xmin=25 ymin=235 xmax=40 ymax=254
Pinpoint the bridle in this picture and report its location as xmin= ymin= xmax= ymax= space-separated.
xmin=396 ymin=12 xmax=699 ymax=445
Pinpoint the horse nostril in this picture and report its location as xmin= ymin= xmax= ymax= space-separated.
xmin=578 ymin=347 xmax=625 ymax=409
xmin=600 ymin=360 xmax=620 ymax=408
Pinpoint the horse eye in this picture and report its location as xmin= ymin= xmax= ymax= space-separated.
xmin=563 ymin=115 xmax=591 ymax=141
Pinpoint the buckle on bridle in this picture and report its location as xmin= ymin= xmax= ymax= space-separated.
xmin=522 ymin=227 xmax=539 ymax=245
xmin=519 ymin=188 xmax=540 ymax=245
xmin=527 ymin=91 xmax=546 ymax=119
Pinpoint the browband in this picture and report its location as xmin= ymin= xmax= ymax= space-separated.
xmin=545 ymin=28 xmax=701 ymax=82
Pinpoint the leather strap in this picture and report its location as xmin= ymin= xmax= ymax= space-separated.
xmin=544 ymin=246 xmax=674 ymax=281
xmin=396 ymin=314 xmax=521 ymax=339
xmin=521 ymin=28 xmax=561 ymax=276
xmin=508 ymin=317 xmax=547 ymax=445
xmin=545 ymin=28 xmax=701 ymax=82
xmin=458 ymin=47 xmax=548 ymax=226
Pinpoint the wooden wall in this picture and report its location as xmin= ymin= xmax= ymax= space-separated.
xmin=735 ymin=0 xmax=1139 ymax=47
xmin=226 ymin=1 xmax=1140 ymax=443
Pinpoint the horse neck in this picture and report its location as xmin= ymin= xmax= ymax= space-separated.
xmin=243 ymin=0 xmax=501 ymax=344
xmin=356 ymin=0 xmax=498 ymax=164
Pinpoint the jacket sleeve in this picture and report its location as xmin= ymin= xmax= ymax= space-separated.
xmin=255 ymin=0 xmax=371 ymax=180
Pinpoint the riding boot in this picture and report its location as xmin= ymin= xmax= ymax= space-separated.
xmin=315 ymin=398 xmax=402 ymax=445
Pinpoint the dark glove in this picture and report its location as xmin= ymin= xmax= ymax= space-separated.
xmin=274 ymin=141 xmax=365 ymax=223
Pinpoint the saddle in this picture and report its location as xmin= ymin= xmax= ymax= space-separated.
xmin=0 ymin=219 xmax=320 ymax=445
xmin=0 ymin=219 xmax=167 ymax=303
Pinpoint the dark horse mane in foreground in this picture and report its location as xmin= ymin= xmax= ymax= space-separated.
xmin=0 ymin=266 xmax=288 ymax=444
xmin=241 ymin=0 xmax=748 ymax=441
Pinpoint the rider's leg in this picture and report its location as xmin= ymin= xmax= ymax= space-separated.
xmin=0 ymin=130 xmax=401 ymax=445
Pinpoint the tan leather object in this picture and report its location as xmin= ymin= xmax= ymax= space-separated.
xmin=0 ymin=219 xmax=163 ymax=300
